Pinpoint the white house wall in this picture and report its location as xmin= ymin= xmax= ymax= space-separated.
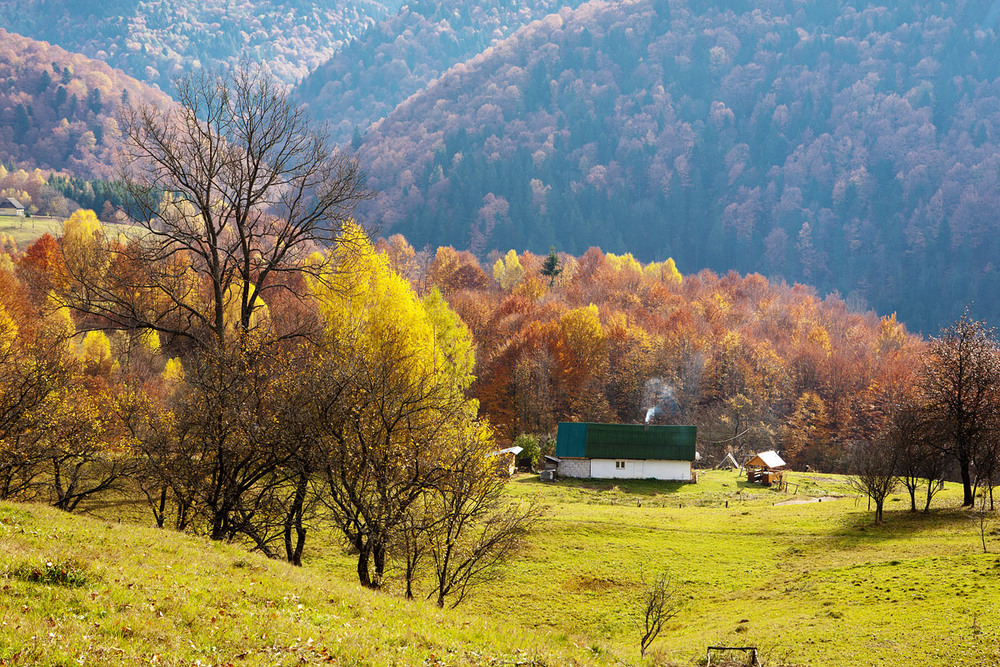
xmin=589 ymin=459 xmax=691 ymax=481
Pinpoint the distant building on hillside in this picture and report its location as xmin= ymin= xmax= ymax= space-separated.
xmin=0 ymin=197 xmax=25 ymax=217
xmin=554 ymin=422 xmax=697 ymax=481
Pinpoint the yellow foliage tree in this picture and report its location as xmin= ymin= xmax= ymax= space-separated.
xmin=79 ymin=330 xmax=113 ymax=376
xmin=0 ymin=302 xmax=17 ymax=357
xmin=309 ymin=222 xmax=487 ymax=589
xmin=606 ymin=252 xmax=643 ymax=274
xmin=162 ymin=357 xmax=185 ymax=383
xmin=492 ymin=249 xmax=525 ymax=290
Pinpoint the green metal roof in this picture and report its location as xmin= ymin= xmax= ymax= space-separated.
xmin=555 ymin=422 xmax=697 ymax=461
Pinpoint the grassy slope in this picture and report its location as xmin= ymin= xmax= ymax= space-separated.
xmin=2 ymin=472 xmax=999 ymax=666
xmin=0 ymin=502 xmax=597 ymax=666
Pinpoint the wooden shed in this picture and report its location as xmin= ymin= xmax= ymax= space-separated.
xmin=490 ymin=445 xmax=523 ymax=477
xmin=0 ymin=197 xmax=25 ymax=217
xmin=745 ymin=450 xmax=785 ymax=486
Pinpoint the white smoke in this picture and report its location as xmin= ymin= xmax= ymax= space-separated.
xmin=641 ymin=378 xmax=679 ymax=423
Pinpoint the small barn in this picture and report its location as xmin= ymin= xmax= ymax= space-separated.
xmin=745 ymin=450 xmax=786 ymax=486
xmin=554 ymin=422 xmax=697 ymax=481
xmin=0 ymin=197 xmax=25 ymax=217
xmin=490 ymin=445 xmax=523 ymax=477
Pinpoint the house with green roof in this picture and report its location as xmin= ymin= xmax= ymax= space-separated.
xmin=554 ymin=422 xmax=697 ymax=481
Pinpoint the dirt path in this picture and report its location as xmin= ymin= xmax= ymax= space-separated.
xmin=775 ymin=496 xmax=846 ymax=506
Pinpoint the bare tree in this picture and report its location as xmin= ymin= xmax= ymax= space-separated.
xmin=920 ymin=311 xmax=1000 ymax=507
xmin=976 ymin=491 xmax=991 ymax=554
xmin=849 ymin=439 xmax=898 ymax=523
xmin=639 ymin=571 xmax=680 ymax=657
xmin=973 ymin=439 xmax=998 ymax=511
xmin=309 ymin=335 xmax=465 ymax=589
xmin=0 ymin=338 xmax=70 ymax=501
xmin=423 ymin=428 xmax=542 ymax=608
xmin=891 ymin=405 xmax=947 ymax=512
xmin=60 ymin=64 xmax=369 ymax=351
xmin=169 ymin=341 xmax=303 ymax=546
xmin=42 ymin=388 xmax=136 ymax=512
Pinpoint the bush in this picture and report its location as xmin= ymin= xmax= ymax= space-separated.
xmin=513 ymin=433 xmax=540 ymax=470
xmin=9 ymin=557 xmax=89 ymax=587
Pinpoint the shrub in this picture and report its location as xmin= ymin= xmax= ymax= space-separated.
xmin=9 ymin=557 xmax=89 ymax=587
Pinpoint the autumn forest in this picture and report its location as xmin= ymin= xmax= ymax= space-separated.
xmin=4 ymin=0 xmax=1000 ymax=664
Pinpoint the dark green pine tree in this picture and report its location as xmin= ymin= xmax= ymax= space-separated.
xmin=540 ymin=246 xmax=562 ymax=286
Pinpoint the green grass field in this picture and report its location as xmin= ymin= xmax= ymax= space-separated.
xmin=461 ymin=471 xmax=1000 ymax=666
xmin=0 ymin=216 xmax=136 ymax=249
xmin=2 ymin=471 xmax=998 ymax=666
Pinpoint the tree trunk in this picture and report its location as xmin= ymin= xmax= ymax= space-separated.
xmin=355 ymin=538 xmax=375 ymax=589
xmin=372 ymin=542 xmax=386 ymax=589
xmin=960 ymin=453 xmax=974 ymax=507
xmin=283 ymin=473 xmax=309 ymax=566
xmin=155 ymin=486 xmax=167 ymax=528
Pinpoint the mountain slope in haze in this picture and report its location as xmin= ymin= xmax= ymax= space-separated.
xmin=0 ymin=29 xmax=174 ymax=178
xmin=0 ymin=0 xmax=403 ymax=93
xmin=357 ymin=0 xmax=1000 ymax=333
xmin=294 ymin=0 xmax=586 ymax=144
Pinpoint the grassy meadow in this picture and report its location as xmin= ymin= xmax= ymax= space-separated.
xmin=467 ymin=471 xmax=1000 ymax=666
xmin=1 ymin=470 xmax=998 ymax=666
xmin=0 ymin=216 xmax=136 ymax=249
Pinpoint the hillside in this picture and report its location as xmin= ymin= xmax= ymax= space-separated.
xmin=3 ymin=472 xmax=999 ymax=666
xmin=474 ymin=472 xmax=1000 ymax=666
xmin=0 ymin=500 xmax=596 ymax=665
xmin=357 ymin=0 xmax=1000 ymax=333
xmin=0 ymin=0 xmax=403 ymax=93
xmin=0 ymin=30 xmax=173 ymax=178
xmin=293 ymin=0 xmax=587 ymax=143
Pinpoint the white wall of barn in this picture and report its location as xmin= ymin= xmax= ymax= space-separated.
xmin=590 ymin=459 xmax=690 ymax=480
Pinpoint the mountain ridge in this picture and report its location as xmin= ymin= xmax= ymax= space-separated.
xmin=354 ymin=0 xmax=1000 ymax=333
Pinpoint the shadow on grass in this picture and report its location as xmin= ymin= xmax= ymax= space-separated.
xmin=513 ymin=474 xmax=765 ymax=496
xmin=831 ymin=504 xmax=975 ymax=544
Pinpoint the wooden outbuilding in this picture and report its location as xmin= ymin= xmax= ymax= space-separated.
xmin=490 ymin=445 xmax=523 ymax=477
xmin=0 ymin=197 xmax=25 ymax=217
xmin=745 ymin=450 xmax=785 ymax=486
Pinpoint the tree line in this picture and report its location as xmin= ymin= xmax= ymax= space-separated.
xmin=366 ymin=235 xmax=1000 ymax=513
xmin=0 ymin=67 xmax=535 ymax=607
xmin=851 ymin=312 xmax=1000 ymax=521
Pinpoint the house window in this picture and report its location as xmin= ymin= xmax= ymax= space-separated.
xmin=616 ymin=460 xmax=625 ymax=469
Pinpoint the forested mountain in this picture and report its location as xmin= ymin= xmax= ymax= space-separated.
xmin=0 ymin=0 xmax=402 ymax=92
xmin=357 ymin=0 xmax=1000 ymax=333
xmin=294 ymin=0 xmax=587 ymax=143
xmin=0 ymin=30 xmax=173 ymax=178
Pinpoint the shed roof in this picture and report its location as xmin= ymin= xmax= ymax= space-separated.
xmin=555 ymin=422 xmax=697 ymax=461
xmin=747 ymin=450 xmax=785 ymax=469
xmin=1 ymin=197 xmax=24 ymax=209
